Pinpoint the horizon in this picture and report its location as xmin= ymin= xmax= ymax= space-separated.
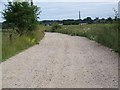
xmin=0 ymin=2 xmax=118 ymax=22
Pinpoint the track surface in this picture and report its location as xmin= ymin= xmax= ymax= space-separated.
xmin=2 ymin=33 xmax=118 ymax=88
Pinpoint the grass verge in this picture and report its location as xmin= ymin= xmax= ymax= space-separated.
xmin=45 ymin=24 xmax=119 ymax=54
xmin=2 ymin=25 xmax=45 ymax=61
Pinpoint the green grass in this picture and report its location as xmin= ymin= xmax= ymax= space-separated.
xmin=2 ymin=25 xmax=45 ymax=61
xmin=45 ymin=24 xmax=119 ymax=54
xmin=2 ymin=24 xmax=119 ymax=61
xmin=0 ymin=31 xmax=2 ymax=62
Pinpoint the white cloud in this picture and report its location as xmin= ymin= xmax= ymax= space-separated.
xmin=33 ymin=0 xmax=119 ymax=2
xmin=1 ymin=0 xmax=119 ymax=2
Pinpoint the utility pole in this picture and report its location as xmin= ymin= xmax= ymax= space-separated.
xmin=31 ymin=0 xmax=33 ymax=6
xmin=79 ymin=11 xmax=81 ymax=21
xmin=79 ymin=11 xmax=81 ymax=28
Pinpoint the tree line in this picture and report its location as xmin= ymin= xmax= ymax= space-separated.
xmin=41 ymin=17 xmax=117 ymax=26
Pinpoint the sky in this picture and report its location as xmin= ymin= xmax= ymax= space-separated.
xmin=34 ymin=0 xmax=119 ymax=2
xmin=0 ymin=0 xmax=119 ymax=22
xmin=34 ymin=2 xmax=118 ymax=21
xmin=0 ymin=0 xmax=119 ymax=2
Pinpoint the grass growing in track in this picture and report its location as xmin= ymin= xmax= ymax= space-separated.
xmin=46 ymin=24 xmax=119 ymax=54
xmin=2 ymin=25 xmax=45 ymax=61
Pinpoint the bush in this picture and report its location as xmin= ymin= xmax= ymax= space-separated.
xmin=2 ymin=25 xmax=45 ymax=61
xmin=2 ymin=1 xmax=40 ymax=35
xmin=51 ymin=23 xmax=61 ymax=32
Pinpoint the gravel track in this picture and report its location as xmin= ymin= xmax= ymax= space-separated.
xmin=1 ymin=32 xmax=118 ymax=88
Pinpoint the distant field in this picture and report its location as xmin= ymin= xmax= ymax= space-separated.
xmin=2 ymin=25 xmax=45 ymax=61
xmin=46 ymin=24 xmax=119 ymax=54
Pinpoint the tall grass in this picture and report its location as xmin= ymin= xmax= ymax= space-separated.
xmin=0 ymin=31 xmax=2 ymax=62
xmin=46 ymin=24 xmax=119 ymax=54
xmin=86 ymin=24 xmax=118 ymax=53
xmin=2 ymin=25 xmax=45 ymax=61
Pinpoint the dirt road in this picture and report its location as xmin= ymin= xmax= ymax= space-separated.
xmin=2 ymin=33 xmax=118 ymax=88
xmin=0 ymin=64 xmax=2 ymax=90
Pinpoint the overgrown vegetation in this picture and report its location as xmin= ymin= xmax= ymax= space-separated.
xmin=1 ymin=1 xmax=119 ymax=61
xmin=1 ymin=1 xmax=44 ymax=61
xmin=2 ymin=1 xmax=40 ymax=36
xmin=118 ymin=19 xmax=120 ymax=54
xmin=51 ymin=23 xmax=61 ymax=32
xmin=2 ymin=25 xmax=45 ymax=61
xmin=0 ymin=31 xmax=2 ymax=61
xmin=46 ymin=23 xmax=119 ymax=54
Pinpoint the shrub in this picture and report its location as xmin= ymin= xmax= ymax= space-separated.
xmin=51 ymin=23 xmax=61 ymax=32
xmin=2 ymin=25 xmax=45 ymax=61
xmin=2 ymin=1 xmax=41 ymax=35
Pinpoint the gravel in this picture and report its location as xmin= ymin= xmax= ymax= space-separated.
xmin=0 ymin=64 xmax=2 ymax=90
xmin=1 ymin=32 xmax=119 ymax=88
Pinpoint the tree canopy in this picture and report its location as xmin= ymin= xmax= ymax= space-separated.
xmin=2 ymin=1 xmax=41 ymax=35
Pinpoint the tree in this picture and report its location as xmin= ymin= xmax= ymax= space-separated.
xmin=51 ymin=23 xmax=61 ymax=32
xmin=106 ymin=17 xmax=113 ymax=23
xmin=2 ymin=1 xmax=41 ymax=35
xmin=94 ymin=17 xmax=100 ymax=23
xmin=83 ymin=17 xmax=93 ymax=24
xmin=100 ymin=18 xmax=106 ymax=23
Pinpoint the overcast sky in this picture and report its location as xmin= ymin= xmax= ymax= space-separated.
xmin=34 ymin=0 xmax=119 ymax=2
xmin=0 ymin=0 xmax=119 ymax=22
xmin=0 ymin=0 xmax=119 ymax=2
xmin=35 ymin=2 xmax=118 ymax=20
